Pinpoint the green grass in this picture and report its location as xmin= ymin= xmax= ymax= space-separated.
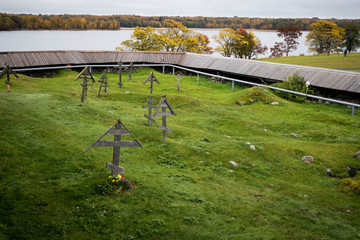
xmin=260 ymin=53 xmax=360 ymax=72
xmin=1 ymin=68 xmax=360 ymax=239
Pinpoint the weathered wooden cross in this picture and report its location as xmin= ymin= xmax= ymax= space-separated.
xmin=125 ymin=62 xmax=137 ymax=80
xmin=85 ymin=119 xmax=147 ymax=175
xmin=142 ymin=96 xmax=157 ymax=126
xmin=154 ymin=95 xmax=176 ymax=142
xmin=115 ymin=61 xmax=126 ymax=88
xmin=75 ymin=66 xmax=95 ymax=102
xmin=97 ymin=69 xmax=110 ymax=96
xmin=0 ymin=64 xmax=19 ymax=92
xmin=175 ymin=74 xmax=183 ymax=91
xmin=143 ymin=72 xmax=160 ymax=94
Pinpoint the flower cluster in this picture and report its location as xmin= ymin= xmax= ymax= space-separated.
xmin=108 ymin=174 xmax=136 ymax=191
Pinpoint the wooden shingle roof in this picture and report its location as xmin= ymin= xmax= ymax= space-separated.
xmin=1 ymin=50 xmax=359 ymax=94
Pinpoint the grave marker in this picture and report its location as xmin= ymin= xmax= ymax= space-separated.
xmin=97 ymin=69 xmax=110 ymax=96
xmin=75 ymin=66 xmax=96 ymax=102
xmin=175 ymin=74 xmax=183 ymax=91
xmin=115 ymin=61 xmax=126 ymax=88
xmin=125 ymin=62 xmax=137 ymax=80
xmin=142 ymin=96 xmax=157 ymax=126
xmin=154 ymin=95 xmax=176 ymax=142
xmin=85 ymin=119 xmax=147 ymax=175
xmin=0 ymin=64 xmax=19 ymax=92
xmin=143 ymin=72 xmax=160 ymax=94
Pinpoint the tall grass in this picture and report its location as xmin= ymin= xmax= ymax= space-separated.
xmin=1 ymin=68 xmax=359 ymax=239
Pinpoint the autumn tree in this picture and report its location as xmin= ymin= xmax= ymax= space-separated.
xmin=213 ymin=28 xmax=237 ymax=57
xmin=213 ymin=28 xmax=264 ymax=59
xmin=343 ymin=23 xmax=360 ymax=53
xmin=119 ymin=20 xmax=212 ymax=54
xmin=274 ymin=25 xmax=302 ymax=56
xmin=119 ymin=26 xmax=162 ymax=51
xmin=306 ymin=20 xmax=345 ymax=55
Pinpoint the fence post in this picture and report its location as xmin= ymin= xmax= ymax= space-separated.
xmin=163 ymin=65 xmax=165 ymax=74
xmin=232 ymin=80 xmax=234 ymax=91
xmin=197 ymin=73 xmax=199 ymax=83
xmin=352 ymin=106 xmax=355 ymax=116
xmin=172 ymin=67 xmax=175 ymax=75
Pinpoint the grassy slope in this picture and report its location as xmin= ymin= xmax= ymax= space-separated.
xmin=1 ymin=68 xmax=360 ymax=239
xmin=260 ymin=53 xmax=360 ymax=72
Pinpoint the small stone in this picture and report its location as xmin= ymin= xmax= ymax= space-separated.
xmin=125 ymin=91 xmax=130 ymax=93
xmin=246 ymin=142 xmax=251 ymax=145
xmin=250 ymin=145 xmax=256 ymax=150
xmin=271 ymin=102 xmax=279 ymax=105
xmin=304 ymin=194 xmax=309 ymax=198
xmin=108 ymin=111 xmax=113 ymax=114
xmin=228 ymin=170 xmax=235 ymax=173
xmin=346 ymin=210 xmax=351 ymax=214
xmin=353 ymin=151 xmax=360 ymax=160
xmin=302 ymin=156 xmax=314 ymax=164
xmin=229 ymin=161 xmax=238 ymax=167
xmin=203 ymin=137 xmax=210 ymax=142
xmin=252 ymin=163 xmax=256 ymax=166
xmin=290 ymin=133 xmax=299 ymax=138
xmin=268 ymin=183 xmax=274 ymax=187
xmin=226 ymin=136 xmax=231 ymax=139
xmin=264 ymin=129 xmax=268 ymax=132
xmin=206 ymin=152 xmax=210 ymax=155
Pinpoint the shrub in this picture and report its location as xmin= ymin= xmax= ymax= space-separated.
xmin=273 ymin=72 xmax=314 ymax=102
xmin=339 ymin=178 xmax=360 ymax=194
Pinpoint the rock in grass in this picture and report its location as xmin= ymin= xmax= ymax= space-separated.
xmin=302 ymin=156 xmax=314 ymax=165
xmin=271 ymin=102 xmax=279 ymax=105
xmin=229 ymin=161 xmax=238 ymax=167
xmin=203 ymin=137 xmax=210 ymax=142
xmin=250 ymin=145 xmax=256 ymax=150
xmin=353 ymin=151 xmax=360 ymax=160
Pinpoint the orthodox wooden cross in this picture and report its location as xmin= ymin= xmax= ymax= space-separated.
xmin=97 ymin=69 xmax=110 ymax=96
xmin=85 ymin=119 xmax=147 ymax=175
xmin=175 ymin=74 xmax=183 ymax=91
xmin=143 ymin=72 xmax=160 ymax=94
xmin=75 ymin=66 xmax=95 ymax=102
xmin=154 ymin=95 xmax=176 ymax=142
xmin=115 ymin=61 xmax=126 ymax=88
xmin=142 ymin=96 xmax=157 ymax=126
xmin=0 ymin=64 xmax=19 ymax=92
xmin=125 ymin=62 xmax=136 ymax=80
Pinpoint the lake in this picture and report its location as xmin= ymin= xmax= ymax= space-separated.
xmin=0 ymin=29 xmax=311 ymax=58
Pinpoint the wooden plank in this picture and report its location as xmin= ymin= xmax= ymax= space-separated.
xmin=154 ymin=111 xmax=174 ymax=116
xmin=146 ymin=98 xmax=156 ymax=103
xmin=157 ymin=124 xmax=172 ymax=132
xmin=142 ymin=105 xmax=157 ymax=109
xmin=145 ymin=114 xmax=156 ymax=122
xmin=106 ymin=129 xmax=131 ymax=135
xmin=106 ymin=162 xmax=124 ymax=175
xmin=94 ymin=140 xmax=141 ymax=147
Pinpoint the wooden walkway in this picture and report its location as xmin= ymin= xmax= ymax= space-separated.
xmin=0 ymin=50 xmax=359 ymax=94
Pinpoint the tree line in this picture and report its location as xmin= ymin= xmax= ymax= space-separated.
xmin=1 ymin=13 xmax=359 ymax=31
xmin=118 ymin=20 xmax=360 ymax=59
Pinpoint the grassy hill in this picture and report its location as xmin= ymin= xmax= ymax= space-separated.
xmin=260 ymin=53 xmax=360 ymax=72
xmin=1 ymin=68 xmax=360 ymax=239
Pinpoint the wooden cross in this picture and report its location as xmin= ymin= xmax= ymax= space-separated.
xmin=153 ymin=95 xmax=176 ymax=142
xmin=85 ymin=119 xmax=147 ymax=175
xmin=75 ymin=66 xmax=95 ymax=102
xmin=0 ymin=64 xmax=19 ymax=92
xmin=142 ymin=96 xmax=157 ymax=126
xmin=97 ymin=69 xmax=110 ymax=96
xmin=175 ymin=74 xmax=183 ymax=91
xmin=143 ymin=72 xmax=160 ymax=94
xmin=115 ymin=61 xmax=126 ymax=88
xmin=125 ymin=62 xmax=137 ymax=80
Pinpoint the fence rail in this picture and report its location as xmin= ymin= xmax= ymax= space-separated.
xmin=1 ymin=63 xmax=359 ymax=116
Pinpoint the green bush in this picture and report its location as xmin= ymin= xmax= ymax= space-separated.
xmin=273 ymin=72 xmax=314 ymax=102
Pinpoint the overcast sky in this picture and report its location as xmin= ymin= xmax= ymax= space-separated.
xmin=2 ymin=0 xmax=360 ymax=19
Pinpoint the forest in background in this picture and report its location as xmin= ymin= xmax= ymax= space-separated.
xmin=1 ymin=13 xmax=359 ymax=31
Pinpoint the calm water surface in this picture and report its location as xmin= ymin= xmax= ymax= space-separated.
xmin=0 ymin=29 xmax=310 ymax=58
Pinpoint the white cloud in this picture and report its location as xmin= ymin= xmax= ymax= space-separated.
xmin=1 ymin=0 xmax=360 ymax=18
